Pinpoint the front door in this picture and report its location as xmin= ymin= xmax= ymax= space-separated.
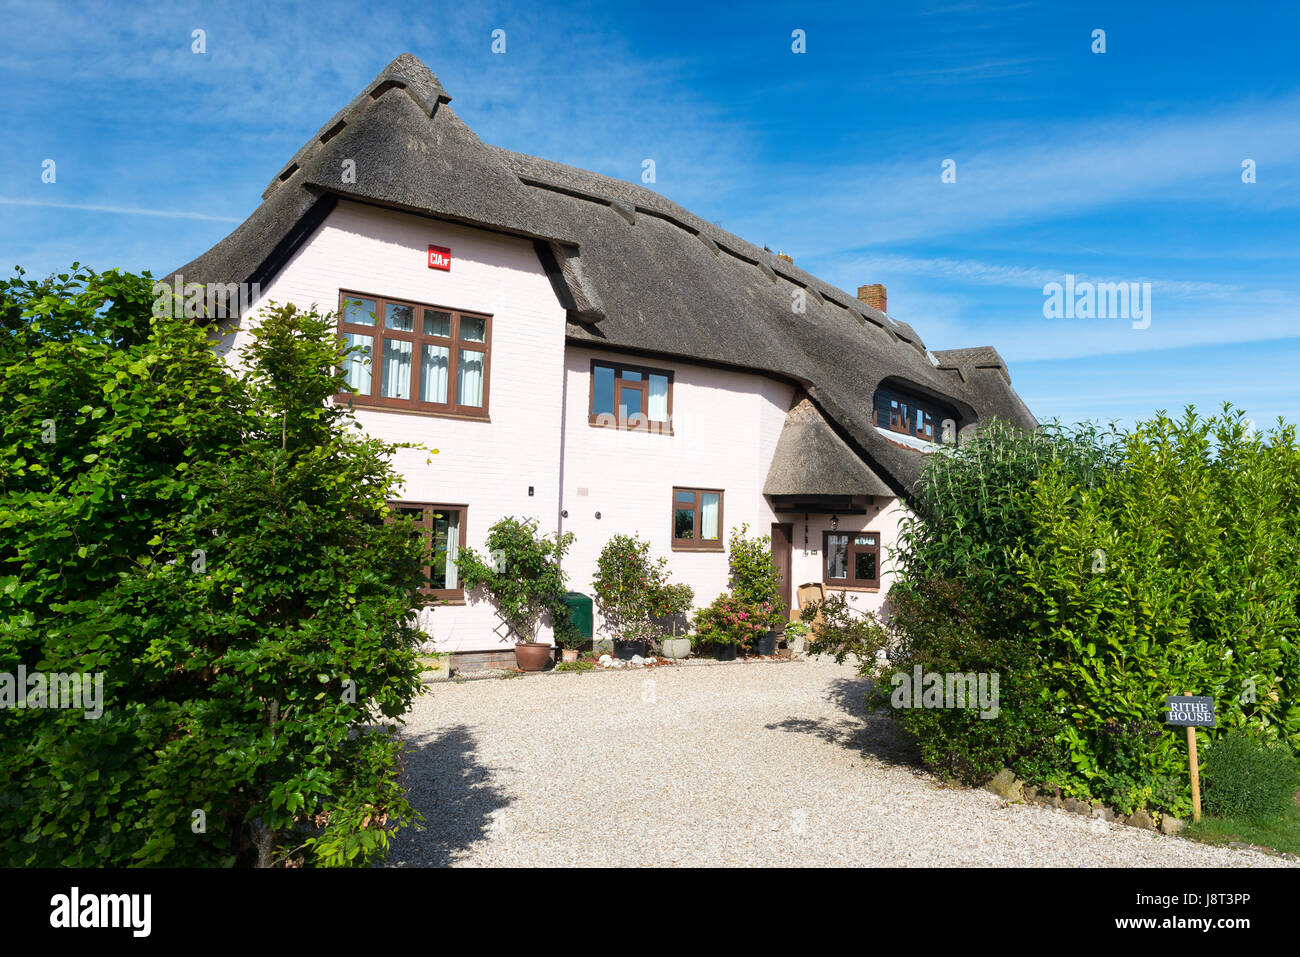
xmin=771 ymin=522 xmax=793 ymax=623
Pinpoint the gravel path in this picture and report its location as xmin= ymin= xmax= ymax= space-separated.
xmin=387 ymin=656 xmax=1291 ymax=867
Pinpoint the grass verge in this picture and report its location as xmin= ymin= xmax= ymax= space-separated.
xmin=1183 ymin=804 xmax=1300 ymax=856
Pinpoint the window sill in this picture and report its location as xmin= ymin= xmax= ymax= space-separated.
xmin=336 ymin=397 xmax=489 ymax=423
xmin=824 ymin=584 xmax=880 ymax=593
xmin=671 ymin=542 xmax=724 ymax=553
xmin=588 ymin=417 xmax=674 ymax=435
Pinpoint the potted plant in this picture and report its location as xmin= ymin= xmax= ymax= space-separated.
xmin=693 ymin=593 xmax=766 ymax=661
xmin=554 ymin=607 xmax=586 ymax=663
xmin=650 ymin=582 xmax=695 ymax=659
xmin=414 ymin=639 xmax=451 ymax=682
xmin=455 ymin=516 xmax=575 ymax=672
xmin=726 ymin=525 xmax=785 ymax=655
xmin=782 ymin=620 xmax=811 ymax=656
xmin=592 ymin=533 xmax=669 ymax=660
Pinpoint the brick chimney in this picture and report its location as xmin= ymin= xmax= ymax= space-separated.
xmin=857 ymin=283 xmax=886 ymax=314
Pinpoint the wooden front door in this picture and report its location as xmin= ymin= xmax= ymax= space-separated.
xmin=771 ymin=522 xmax=793 ymax=622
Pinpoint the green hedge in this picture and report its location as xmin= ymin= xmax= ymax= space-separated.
xmin=884 ymin=409 xmax=1300 ymax=816
xmin=0 ymin=267 xmax=429 ymax=865
xmin=1201 ymin=730 xmax=1299 ymax=820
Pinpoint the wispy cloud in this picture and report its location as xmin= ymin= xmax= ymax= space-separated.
xmin=0 ymin=196 xmax=241 ymax=222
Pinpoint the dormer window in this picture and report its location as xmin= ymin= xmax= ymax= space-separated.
xmin=874 ymin=385 xmax=951 ymax=445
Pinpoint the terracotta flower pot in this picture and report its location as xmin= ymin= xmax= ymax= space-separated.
xmin=561 ymin=648 xmax=579 ymax=663
xmin=514 ymin=642 xmax=552 ymax=672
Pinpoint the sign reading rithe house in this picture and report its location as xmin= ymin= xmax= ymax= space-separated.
xmin=1164 ymin=695 xmax=1216 ymax=727
xmin=1165 ymin=693 xmax=1215 ymax=824
xmin=428 ymin=245 xmax=452 ymax=271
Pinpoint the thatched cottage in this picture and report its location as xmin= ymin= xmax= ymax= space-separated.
xmin=175 ymin=54 xmax=1036 ymax=668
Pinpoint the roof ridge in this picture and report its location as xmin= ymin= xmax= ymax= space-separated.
xmin=491 ymin=144 xmax=917 ymax=346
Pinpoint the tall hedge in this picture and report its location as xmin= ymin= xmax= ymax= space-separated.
xmin=0 ymin=267 xmax=429 ymax=865
xmin=883 ymin=411 xmax=1299 ymax=816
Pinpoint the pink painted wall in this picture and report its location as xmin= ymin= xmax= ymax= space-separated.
xmin=558 ymin=346 xmax=795 ymax=644
xmin=215 ymin=200 xmax=569 ymax=653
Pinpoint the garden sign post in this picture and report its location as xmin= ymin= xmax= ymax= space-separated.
xmin=1163 ymin=693 xmax=1216 ymax=823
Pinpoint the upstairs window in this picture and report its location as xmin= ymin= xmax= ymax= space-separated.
xmin=590 ymin=360 xmax=672 ymax=431
xmin=338 ymin=292 xmax=491 ymax=418
xmin=874 ymin=385 xmax=950 ymax=444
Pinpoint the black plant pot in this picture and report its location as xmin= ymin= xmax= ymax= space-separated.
xmin=714 ymin=643 xmax=737 ymax=661
xmin=613 ymin=639 xmax=646 ymax=660
xmin=752 ymin=631 xmax=778 ymax=656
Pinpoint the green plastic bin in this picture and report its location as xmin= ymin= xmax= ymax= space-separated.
xmin=562 ymin=591 xmax=594 ymax=638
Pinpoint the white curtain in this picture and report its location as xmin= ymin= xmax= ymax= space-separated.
xmin=344 ymin=334 xmax=372 ymax=393
xmin=382 ymin=339 xmax=412 ymax=399
xmin=649 ymin=374 xmax=668 ymax=422
xmin=458 ymin=349 xmax=484 ymax=407
xmin=701 ymin=492 xmax=719 ymax=540
xmin=421 ymin=344 xmax=449 ymax=403
xmin=443 ymin=511 xmax=460 ymax=589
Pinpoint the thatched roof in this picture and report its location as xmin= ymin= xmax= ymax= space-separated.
xmin=764 ymin=398 xmax=894 ymax=497
xmin=173 ymin=53 xmax=1037 ymax=497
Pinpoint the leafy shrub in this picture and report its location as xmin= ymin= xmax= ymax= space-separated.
xmin=455 ymin=517 xmax=574 ymax=644
xmin=877 ymin=409 xmax=1299 ymax=815
xmin=1202 ymin=731 xmax=1299 ymax=820
xmin=802 ymin=591 xmax=888 ymax=664
xmin=693 ymin=593 xmax=769 ymax=650
xmin=590 ymin=533 xmax=668 ymax=643
xmin=0 ymin=267 xmax=428 ymax=866
xmin=727 ymin=524 xmax=783 ymax=629
xmin=648 ymin=581 xmax=694 ymax=639
xmin=552 ymin=606 xmax=587 ymax=651
xmin=1013 ymin=408 xmax=1300 ymax=811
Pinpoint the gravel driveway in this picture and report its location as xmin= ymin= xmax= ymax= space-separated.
xmin=387 ymin=656 xmax=1290 ymax=867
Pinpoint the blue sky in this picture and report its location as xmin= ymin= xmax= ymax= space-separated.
xmin=2 ymin=0 xmax=1297 ymax=430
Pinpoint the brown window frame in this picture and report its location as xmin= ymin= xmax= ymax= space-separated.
xmin=822 ymin=530 xmax=881 ymax=590
xmin=589 ymin=359 xmax=674 ymax=433
xmin=671 ymin=486 xmax=724 ymax=552
xmin=337 ymin=291 xmax=492 ymax=420
xmin=387 ymin=500 xmax=468 ymax=602
xmin=916 ymin=408 xmax=934 ymax=441
xmin=888 ymin=397 xmax=909 ymax=433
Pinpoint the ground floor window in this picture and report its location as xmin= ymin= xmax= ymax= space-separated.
xmin=823 ymin=530 xmax=880 ymax=588
xmin=388 ymin=501 xmax=466 ymax=600
xmin=672 ymin=487 xmax=723 ymax=550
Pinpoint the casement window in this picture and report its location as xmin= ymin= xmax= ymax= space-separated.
xmin=888 ymin=397 xmax=909 ymax=432
xmin=873 ymin=386 xmax=949 ymax=444
xmin=338 ymin=292 xmax=490 ymax=418
xmin=389 ymin=501 xmax=467 ymax=600
xmin=823 ymin=531 xmax=880 ymax=589
xmin=671 ymin=487 xmax=723 ymax=551
xmin=916 ymin=408 xmax=934 ymax=442
xmin=590 ymin=360 xmax=672 ymax=431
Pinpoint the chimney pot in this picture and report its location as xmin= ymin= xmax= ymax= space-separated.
xmin=857 ymin=283 xmax=887 ymax=314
